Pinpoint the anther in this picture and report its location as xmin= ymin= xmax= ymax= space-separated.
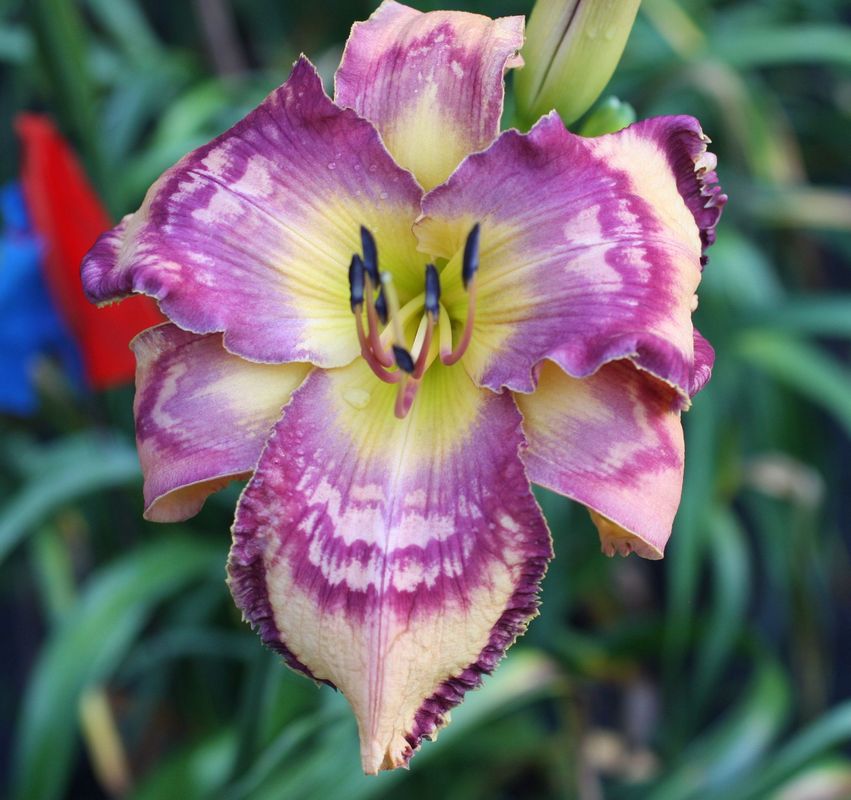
xmin=462 ymin=222 xmax=480 ymax=289
xmin=424 ymin=263 xmax=440 ymax=318
xmin=392 ymin=345 xmax=415 ymax=374
xmin=374 ymin=286 xmax=388 ymax=325
xmin=348 ymin=254 xmax=365 ymax=311
xmin=360 ymin=225 xmax=379 ymax=284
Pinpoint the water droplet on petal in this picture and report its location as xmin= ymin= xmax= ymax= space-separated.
xmin=368 ymin=163 xmax=378 ymax=173
xmin=343 ymin=388 xmax=371 ymax=409
xmin=379 ymin=191 xmax=388 ymax=200
xmin=327 ymin=161 xmax=336 ymax=170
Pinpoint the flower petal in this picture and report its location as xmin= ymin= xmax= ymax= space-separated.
xmin=228 ymin=362 xmax=552 ymax=773
xmin=515 ymin=359 xmax=684 ymax=559
xmin=691 ymin=327 xmax=715 ymax=396
xmin=133 ymin=323 xmax=310 ymax=522
xmin=335 ymin=0 xmax=524 ymax=190
xmin=82 ymin=58 xmax=423 ymax=367
xmin=415 ymin=114 xmax=726 ymax=403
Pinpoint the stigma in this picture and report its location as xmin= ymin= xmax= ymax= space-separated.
xmin=348 ymin=224 xmax=480 ymax=419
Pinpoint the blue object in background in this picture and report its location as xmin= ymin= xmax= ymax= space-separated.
xmin=0 ymin=182 xmax=81 ymax=415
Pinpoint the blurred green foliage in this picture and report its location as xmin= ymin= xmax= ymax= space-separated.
xmin=2 ymin=1 xmax=851 ymax=798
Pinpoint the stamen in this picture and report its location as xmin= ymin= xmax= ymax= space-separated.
xmin=441 ymin=223 xmax=480 ymax=366
xmin=360 ymin=225 xmax=379 ymax=284
xmin=364 ymin=274 xmax=393 ymax=368
xmin=349 ymin=250 xmax=395 ymax=380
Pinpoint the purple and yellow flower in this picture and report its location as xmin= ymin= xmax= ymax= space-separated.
xmin=81 ymin=1 xmax=725 ymax=773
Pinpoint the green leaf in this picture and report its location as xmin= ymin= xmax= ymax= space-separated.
xmin=728 ymin=703 xmax=851 ymax=800
xmin=692 ymin=508 xmax=749 ymax=706
xmin=11 ymin=536 xmax=225 ymax=800
xmin=736 ymin=331 xmax=851 ymax=436
xmin=0 ymin=433 xmax=141 ymax=567
xmin=82 ymin=0 xmax=162 ymax=64
xmin=751 ymin=296 xmax=851 ymax=338
xmin=711 ymin=25 xmax=851 ymax=69
xmin=578 ymin=96 xmax=637 ymax=137
xmin=648 ymin=656 xmax=790 ymax=800
xmin=26 ymin=0 xmax=104 ymax=193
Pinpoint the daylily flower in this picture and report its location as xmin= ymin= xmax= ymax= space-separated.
xmin=17 ymin=114 xmax=162 ymax=390
xmin=80 ymin=1 xmax=725 ymax=773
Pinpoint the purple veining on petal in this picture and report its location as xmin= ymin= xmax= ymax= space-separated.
xmin=516 ymin=359 xmax=685 ymax=558
xmin=132 ymin=323 xmax=309 ymax=522
xmin=404 ymin=541 xmax=548 ymax=752
xmin=417 ymin=113 xmax=722 ymax=403
xmin=691 ymin=327 xmax=715 ymax=396
xmin=82 ymin=57 xmax=423 ymax=367
xmin=652 ymin=115 xmax=728 ymax=262
xmin=335 ymin=1 xmax=524 ymax=189
xmin=227 ymin=363 xmax=552 ymax=771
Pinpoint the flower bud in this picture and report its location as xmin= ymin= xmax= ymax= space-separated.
xmin=515 ymin=0 xmax=641 ymax=128
xmin=578 ymin=97 xmax=636 ymax=137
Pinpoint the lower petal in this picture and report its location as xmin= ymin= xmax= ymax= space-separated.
xmin=515 ymin=360 xmax=684 ymax=559
xmin=133 ymin=324 xmax=310 ymax=522
xmin=227 ymin=361 xmax=552 ymax=773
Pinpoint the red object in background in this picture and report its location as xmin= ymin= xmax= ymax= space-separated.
xmin=16 ymin=114 xmax=162 ymax=390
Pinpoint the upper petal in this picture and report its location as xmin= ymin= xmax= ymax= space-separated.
xmin=515 ymin=359 xmax=685 ymax=559
xmin=415 ymin=114 xmax=726 ymax=403
xmin=227 ymin=361 xmax=552 ymax=773
xmin=82 ymin=58 xmax=423 ymax=367
xmin=133 ymin=323 xmax=309 ymax=522
xmin=335 ymin=0 xmax=524 ymax=190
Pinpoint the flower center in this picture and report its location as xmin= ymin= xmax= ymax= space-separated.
xmin=348 ymin=223 xmax=480 ymax=420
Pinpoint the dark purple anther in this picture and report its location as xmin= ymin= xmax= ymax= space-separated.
xmin=425 ymin=263 xmax=440 ymax=317
xmin=462 ymin=223 xmax=480 ymax=289
xmin=349 ymin=254 xmax=365 ymax=311
xmin=375 ymin=286 xmax=388 ymax=325
xmin=392 ymin=345 xmax=415 ymax=374
xmin=360 ymin=225 xmax=379 ymax=284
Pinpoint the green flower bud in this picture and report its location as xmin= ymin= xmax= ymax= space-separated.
xmin=578 ymin=97 xmax=637 ymax=137
xmin=515 ymin=0 xmax=641 ymax=128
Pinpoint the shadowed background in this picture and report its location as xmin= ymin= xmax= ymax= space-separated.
xmin=1 ymin=1 xmax=850 ymax=798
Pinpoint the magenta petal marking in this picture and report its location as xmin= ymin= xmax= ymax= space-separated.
xmin=516 ymin=360 xmax=685 ymax=559
xmin=416 ymin=113 xmax=725 ymax=403
xmin=227 ymin=365 xmax=552 ymax=772
xmin=133 ymin=323 xmax=309 ymax=522
xmin=691 ymin=327 xmax=715 ymax=396
xmin=335 ymin=0 xmax=524 ymax=189
xmin=82 ymin=57 xmax=423 ymax=367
